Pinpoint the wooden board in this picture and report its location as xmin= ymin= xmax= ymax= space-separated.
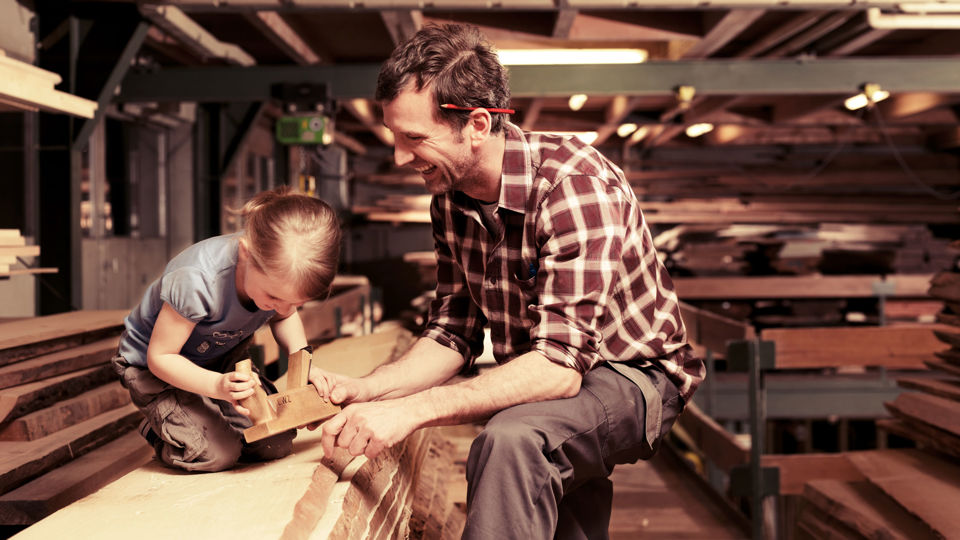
xmin=0 ymin=365 xmax=117 ymax=425
xmin=0 ymin=382 xmax=131 ymax=441
xmin=0 ymin=404 xmax=141 ymax=495
xmin=674 ymin=401 xmax=749 ymax=471
xmin=0 ymin=311 xmax=127 ymax=367
xmin=678 ymin=301 xmax=754 ymax=353
xmin=924 ymin=359 xmax=960 ymax=378
xmin=847 ymin=449 xmax=960 ymax=539
xmin=928 ymin=270 xmax=960 ymax=302
xmin=761 ymin=453 xmax=865 ymax=496
xmin=11 ymin=328 xmax=415 ymax=539
xmin=935 ymin=347 xmax=960 ymax=365
xmin=673 ymin=274 xmax=932 ymax=300
xmin=876 ymin=418 xmax=960 ymax=458
xmin=896 ymin=376 xmax=960 ymax=402
xmin=933 ymin=328 xmax=960 ymax=348
xmin=0 ymin=432 xmax=152 ymax=525
xmin=801 ymin=478 xmax=936 ymax=540
xmin=0 ymin=337 xmax=118 ymax=390
xmin=759 ymin=324 xmax=949 ymax=369
xmin=884 ymin=391 xmax=960 ymax=437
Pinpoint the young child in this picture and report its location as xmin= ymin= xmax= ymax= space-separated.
xmin=112 ymin=186 xmax=341 ymax=472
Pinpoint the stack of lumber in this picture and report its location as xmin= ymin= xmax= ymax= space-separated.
xmin=879 ymin=268 xmax=960 ymax=459
xmin=0 ymin=310 xmax=151 ymax=527
xmin=0 ymin=230 xmax=56 ymax=277
xmin=13 ymin=325 xmax=472 ymax=539
xmin=794 ymin=449 xmax=959 ymax=539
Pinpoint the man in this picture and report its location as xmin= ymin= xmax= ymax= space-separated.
xmin=315 ymin=23 xmax=704 ymax=539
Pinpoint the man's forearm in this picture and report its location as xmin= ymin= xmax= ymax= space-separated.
xmin=399 ymin=350 xmax=582 ymax=428
xmin=365 ymin=337 xmax=466 ymax=400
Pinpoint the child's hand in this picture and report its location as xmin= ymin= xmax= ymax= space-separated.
xmin=305 ymin=367 xmax=365 ymax=430
xmin=216 ymin=370 xmax=261 ymax=415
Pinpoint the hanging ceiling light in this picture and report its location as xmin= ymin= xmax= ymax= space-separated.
xmin=685 ymin=123 xmax=714 ymax=138
xmin=568 ymin=94 xmax=588 ymax=111
xmin=844 ymin=83 xmax=890 ymax=111
xmin=616 ymin=123 xmax=639 ymax=138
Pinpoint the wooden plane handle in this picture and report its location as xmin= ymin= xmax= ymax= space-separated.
xmin=235 ymin=359 xmax=276 ymax=423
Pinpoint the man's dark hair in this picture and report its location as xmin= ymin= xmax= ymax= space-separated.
xmin=376 ymin=23 xmax=511 ymax=134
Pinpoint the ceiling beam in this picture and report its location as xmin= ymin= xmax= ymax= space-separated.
xmin=380 ymin=9 xmax=423 ymax=46
xmin=244 ymin=11 xmax=321 ymax=65
xmin=520 ymin=98 xmax=544 ymax=131
xmin=117 ymin=58 xmax=960 ymax=103
xmin=140 ymin=4 xmax=255 ymax=66
xmin=761 ymin=11 xmax=854 ymax=58
xmin=342 ymin=98 xmax=394 ymax=147
xmin=734 ymin=10 xmax=826 ymax=58
xmin=682 ymin=9 xmax=765 ymax=59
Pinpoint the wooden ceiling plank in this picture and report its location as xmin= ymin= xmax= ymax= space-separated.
xmin=343 ymin=98 xmax=394 ymax=147
xmin=520 ymin=98 xmax=543 ymax=131
xmin=245 ymin=11 xmax=321 ymax=65
xmin=763 ymin=11 xmax=855 ymax=58
xmin=380 ymin=9 xmax=423 ymax=47
xmin=878 ymin=92 xmax=960 ymax=120
xmin=140 ymin=4 xmax=255 ymax=66
xmin=824 ymin=27 xmax=893 ymax=57
xmin=734 ymin=10 xmax=827 ymax=58
xmin=683 ymin=9 xmax=765 ymax=59
xmin=552 ymin=3 xmax=578 ymax=39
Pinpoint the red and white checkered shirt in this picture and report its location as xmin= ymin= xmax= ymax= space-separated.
xmin=422 ymin=123 xmax=704 ymax=404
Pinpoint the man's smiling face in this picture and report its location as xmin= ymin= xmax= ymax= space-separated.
xmin=381 ymin=83 xmax=482 ymax=196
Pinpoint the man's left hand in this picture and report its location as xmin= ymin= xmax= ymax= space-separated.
xmin=320 ymin=399 xmax=419 ymax=459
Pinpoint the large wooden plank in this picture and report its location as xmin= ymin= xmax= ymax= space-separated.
xmin=896 ymin=376 xmax=960 ymax=402
xmin=0 ymin=365 xmax=117 ymax=425
xmin=0 ymin=311 xmax=127 ymax=367
xmin=802 ymin=478 xmax=936 ymax=540
xmin=876 ymin=418 xmax=960 ymax=458
xmin=0 ymin=432 xmax=152 ymax=525
xmin=678 ymin=301 xmax=754 ymax=353
xmin=0 ymin=337 xmax=118 ymax=390
xmin=0 ymin=404 xmax=141 ymax=495
xmin=12 ymin=329 xmax=414 ymax=539
xmin=884 ymin=391 xmax=960 ymax=437
xmin=0 ymin=381 xmax=131 ymax=441
xmin=673 ymin=274 xmax=932 ymax=300
xmin=848 ymin=449 xmax=960 ymax=539
xmin=675 ymin=402 xmax=749 ymax=471
xmin=761 ymin=453 xmax=865 ymax=496
xmin=759 ymin=324 xmax=948 ymax=369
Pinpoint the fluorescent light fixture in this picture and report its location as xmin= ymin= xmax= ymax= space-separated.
xmin=844 ymin=86 xmax=890 ymax=111
xmin=685 ymin=123 xmax=714 ymax=138
xmin=553 ymin=131 xmax=599 ymax=145
xmin=568 ymin=94 xmax=588 ymax=111
xmin=616 ymin=122 xmax=638 ymax=138
xmin=497 ymin=48 xmax=648 ymax=66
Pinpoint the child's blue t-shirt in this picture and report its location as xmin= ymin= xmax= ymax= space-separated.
xmin=119 ymin=232 xmax=276 ymax=369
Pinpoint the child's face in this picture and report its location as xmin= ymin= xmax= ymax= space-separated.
xmin=237 ymin=242 xmax=309 ymax=318
xmin=238 ymin=254 xmax=310 ymax=317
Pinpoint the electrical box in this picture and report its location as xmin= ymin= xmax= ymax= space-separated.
xmin=276 ymin=115 xmax=327 ymax=145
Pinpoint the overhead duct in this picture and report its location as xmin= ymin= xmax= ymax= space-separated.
xmin=867 ymin=5 xmax=960 ymax=29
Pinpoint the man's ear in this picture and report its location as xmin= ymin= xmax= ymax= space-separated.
xmin=466 ymin=109 xmax=492 ymax=146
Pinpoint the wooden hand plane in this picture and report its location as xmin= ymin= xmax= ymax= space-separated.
xmin=234 ymin=349 xmax=341 ymax=443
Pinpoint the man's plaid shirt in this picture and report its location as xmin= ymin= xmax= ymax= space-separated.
xmin=421 ymin=123 xmax=704 ymax=407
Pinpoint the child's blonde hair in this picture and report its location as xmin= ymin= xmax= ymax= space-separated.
xmin=240 ymin=186 xmax=341 ymax=300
